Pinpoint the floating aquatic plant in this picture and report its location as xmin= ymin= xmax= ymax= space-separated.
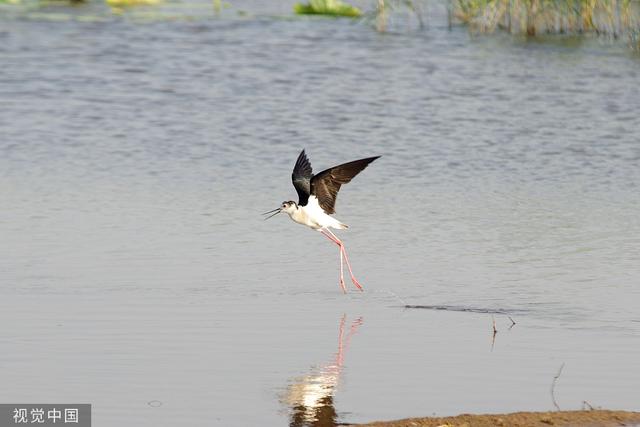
xmin=294 ymin=0 xmax=362 ymax=17
xmin=106 ymin=0 xmax=159 ymax=7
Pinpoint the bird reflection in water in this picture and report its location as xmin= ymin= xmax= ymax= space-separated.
xmin=282 ymin=314 xmax=364 ymax=427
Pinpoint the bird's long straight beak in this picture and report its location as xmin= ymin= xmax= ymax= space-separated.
xmin=262 ymin=208 xmax=281 ymax=220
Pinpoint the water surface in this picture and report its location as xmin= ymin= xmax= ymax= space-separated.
xmin=1 ymin=3 xmax=640 ymax=426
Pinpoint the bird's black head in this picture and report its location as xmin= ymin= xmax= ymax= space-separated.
xmin=281 ymin=201 xmax=298 ymax=213
xmin=262 ymin=201 xmax=298 ymax=220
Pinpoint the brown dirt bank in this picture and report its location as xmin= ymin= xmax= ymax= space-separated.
xmin=350 ymin=410 xmax=640 ymax=427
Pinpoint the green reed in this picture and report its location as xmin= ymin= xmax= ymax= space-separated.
xmin=373 ymin=0 xmax=425 ymax=31
xmin=451 ymin=0 xmax=640 ymax=42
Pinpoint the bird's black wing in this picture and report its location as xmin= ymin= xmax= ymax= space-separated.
xmin=291 ymin=149 xmax=313 ymax=206
xmin=310 ymin=156 xmax=380 ymax=214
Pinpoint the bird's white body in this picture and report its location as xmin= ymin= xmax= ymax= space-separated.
xmin=283 ymin=196 xmax=347 ymax=230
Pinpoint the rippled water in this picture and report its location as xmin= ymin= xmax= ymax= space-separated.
xmin=1 ymin=2 xmax=640 ymax=426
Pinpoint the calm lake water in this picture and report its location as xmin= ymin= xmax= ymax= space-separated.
xmin=1 ymin=1 xmax=640 ymax=426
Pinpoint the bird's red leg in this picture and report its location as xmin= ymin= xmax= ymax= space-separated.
xmin=321 ymin=229 xmax=340 ymax=246
xmin=339 ymin=246 xmax=346 ymax=293
xmin=321 ymin=229 xmax=346 ymax=293
xmin=325 ymin=229 xmax=364 ymax=291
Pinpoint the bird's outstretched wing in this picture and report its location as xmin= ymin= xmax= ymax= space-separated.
xmin=311 ymin=156 xmax=380 ymax=214
xmin=291 ymin=149 xmax=313 ymax=206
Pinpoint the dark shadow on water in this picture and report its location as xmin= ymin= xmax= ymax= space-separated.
xmin=403 ymin=304 xmax=524 ymax=315
xmin=282 ymin=314 xmax=363 ymax=427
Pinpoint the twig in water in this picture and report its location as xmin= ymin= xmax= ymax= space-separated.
xmin=508 ymin=315 xmax=516 ymax=329
xmin=551 ymin=363 xmax=565 ymax=411
xmin=491 ymin=315 xmax=497 ymax=351
xmin=378 ymin=289 xmax=407 ymax=306
xmin=388 ymin=291 xmax=407 ymax=306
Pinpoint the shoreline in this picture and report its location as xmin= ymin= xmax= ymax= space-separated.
xmin=351 ymin=410 xmax=640 ymax=427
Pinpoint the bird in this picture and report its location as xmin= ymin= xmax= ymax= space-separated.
xmin=263 ymin=149 xmax=380 ymax=293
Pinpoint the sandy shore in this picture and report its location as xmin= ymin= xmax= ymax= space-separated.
xmin=351 ymin=410 xmax=640 ymax=427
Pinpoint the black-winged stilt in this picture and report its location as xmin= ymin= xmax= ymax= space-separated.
xmin=263 ymin=149 xmax=380 ymax=293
